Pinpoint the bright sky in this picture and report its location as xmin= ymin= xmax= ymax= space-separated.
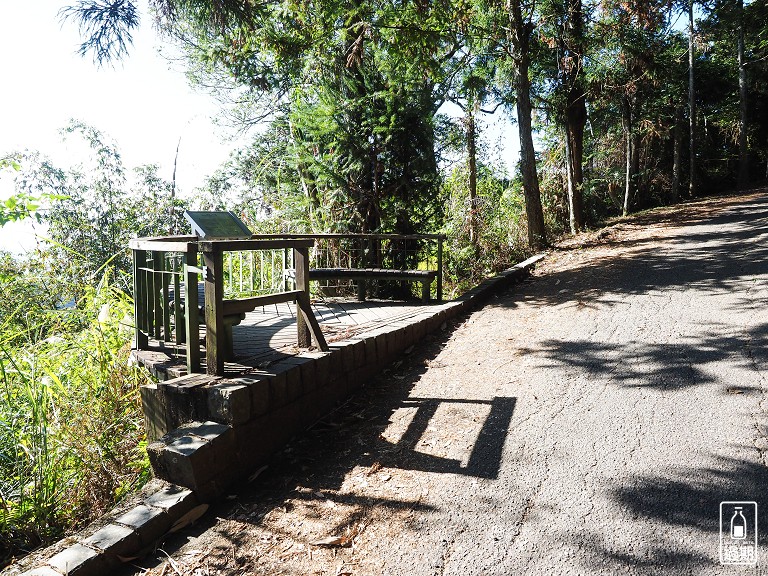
xmin=0 ymin=0 xmax=236 ymax=253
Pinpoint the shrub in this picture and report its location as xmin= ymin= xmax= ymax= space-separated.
xmin=0 ymin=274 xmax=152 ymax=566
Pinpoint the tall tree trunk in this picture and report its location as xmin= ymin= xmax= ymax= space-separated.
xmin=671 ymin=106 xmax=683 ymax=204
xmin=509 ymin=0 xmax=547 ymax=249
xmin=516 ymin=59 xmax=547 ymax=248
xmin=738 ymin=0 xmax=749 ymax=189
xmin=688 ymin=0 xmax=697 ymax=196
xmin=564 ymin=0 xmax=586 ymax=233
xmin=288 ymin=119 xmax=321 ymax=227
xmin=467 ymin=107 xmax=479 ymax=245
xmin=341 ymin=15 xmax=377 ymax=234
xmin=622 ymin=97 xmax=633 ymax=217
xmin=564 ymin=127 xmax=576 ymax=232
xmin=631 ymin=130 xmax=641 ymax=190
xmin=565 ymin=116 xmax=585 ymax=233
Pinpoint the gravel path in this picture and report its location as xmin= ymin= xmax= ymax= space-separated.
xmin=129 ymin=192 xmax=768 ymax=576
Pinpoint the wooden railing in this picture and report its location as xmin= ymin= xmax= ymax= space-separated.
xmin=130 ymin=233 xmax=442 ymax=376
xmin=130 ymin=236 xmax=328 ymax=376
xmin=199 ymin=238 xmax=327 ymax=375
xmin=130 ymin=236 xmax=200 ymax=372
xmin=257 ymin=233 xmax=444 ymax=301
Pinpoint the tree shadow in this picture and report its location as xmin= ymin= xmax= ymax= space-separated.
xmin=525 ymin=320 xmax=768 ymax=391
xmin=566 ymin=455 xmax=768 ymax=574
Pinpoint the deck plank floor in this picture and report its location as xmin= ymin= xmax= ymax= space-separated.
xmin=142 ymin=298 xmax=435 ymax=377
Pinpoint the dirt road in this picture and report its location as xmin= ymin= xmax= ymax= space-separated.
xmin=129 ymin=192 xmax=768 ymax=575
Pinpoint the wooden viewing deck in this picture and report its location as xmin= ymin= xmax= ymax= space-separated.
xmin=129 ymin=232 xmax=444 ymax=377
xmin=13 ymin=254 xmax=543 ymax=576
xmin=133 ymin=297 xmax=436 ymax=379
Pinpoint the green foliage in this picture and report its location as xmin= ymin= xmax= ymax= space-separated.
xmin=0 ymin=193 xmax=41 ymax=228
xmin=0 ymin=252 xmax=70 ymax=349
xmin=0 ymin=272 xmax=151 ymax=566
xmin=11 ymin=121 xmax=185 ymax=296
xmin=0 ymin=156 xmax=68 ymax=228
xmin=440 ymin=163 xmax=530 ymax=297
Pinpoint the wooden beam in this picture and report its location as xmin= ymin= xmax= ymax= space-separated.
xmin=203 ymin=247 xmax=225 ymax=376
xmin=129 ymin=239 xmax=197 ymax=252
xmin=294 ymin=246 xmax=311 ymax=348
xmin=253 ymin=233 xmax=445 ymax=240
xmin=222 ymin=291 xmax=302 ymax=316
xmin=198 ymin=238 xmax=314 ymax=253
xmin=296 ymin=291 xmax=328 ymax=352
xmin=185 ymin=244 xmax=200 ymax=373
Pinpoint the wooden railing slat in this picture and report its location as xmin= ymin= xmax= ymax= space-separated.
xmin=185 ymin=245 xmax=200 ymax=373
xmin=173 ymin=257 xmax=183 ymax=345
xmin=152 ymin=252 xmax=163 ymax=339
xmin=161 ymin=254 xmax=172 ymax=340
xmin=133 ymin=250 xmax=148 ymax=349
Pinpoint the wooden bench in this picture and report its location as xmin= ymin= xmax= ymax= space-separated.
xmin=309 ymin=268 xmax=437 ymax=302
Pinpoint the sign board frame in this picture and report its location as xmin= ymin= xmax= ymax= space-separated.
xmin=184 ymin=210 xmax=253 ymax=239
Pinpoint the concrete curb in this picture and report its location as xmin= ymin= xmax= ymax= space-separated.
xmin=11 ymin=484 xmax=199 ymax=576
xmin=13 ymin=254 xmax=544 ymax=576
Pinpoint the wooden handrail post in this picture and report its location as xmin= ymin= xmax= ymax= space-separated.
xmin=132 ymin=249 xmax=148 ymax=349
xmin=294 ymin=245 xmax=311 ymax=348
xmin=185 ymin=243 xmax=201 ymax=373
xmin=173 ymin=255 xmax=183 ymax=345
xmin=151 ymin=252 xmax=164 ymax=339
xmin=203 ymin=245 xmax=226 ymax=375
xmin=161 ymin=253 xmax=171 ymax=340
xmin=437 ymin=236 xmax=443 ymax=302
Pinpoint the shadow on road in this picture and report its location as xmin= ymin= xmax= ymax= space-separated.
xmin=525 ymin=320 xmax=768 ymax=392
xmin=124 ymin=319 xmax=518 ymax=574
xmin=568 ymin=455 xmax=768 ymax=573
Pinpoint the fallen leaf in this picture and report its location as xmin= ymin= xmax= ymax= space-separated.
xmin=248 ymin=464 xmax=269 ymax=482
xmin=169 ymin=504 xmax=209 ymax=533
xmin=310 ymin=535 xmax=348 ymax=547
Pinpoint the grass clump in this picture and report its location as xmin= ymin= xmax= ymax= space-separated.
xmin=0 ymin=275 xmax=152 ymax=567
